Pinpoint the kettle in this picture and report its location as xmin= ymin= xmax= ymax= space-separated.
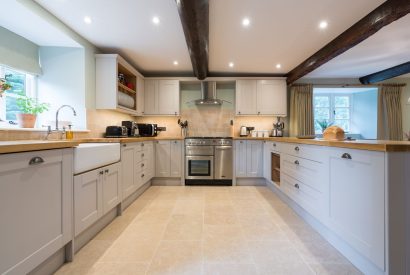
xmin=240 ymin=126 xmax=248 ymax=137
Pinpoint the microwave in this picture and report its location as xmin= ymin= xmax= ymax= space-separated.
xmin=137 ymin=123 xmax=157 ymax=137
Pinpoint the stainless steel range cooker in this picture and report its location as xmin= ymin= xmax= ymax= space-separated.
xmin=185 ymin=137 xmax=233 ymax=185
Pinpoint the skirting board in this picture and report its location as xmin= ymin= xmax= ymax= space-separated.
xmin=152 ymin=177 xmax=183 ymax=186
xmin=236 ymin=177 xmax=266 ymax=186
xmin=266 ymin=181 xmax=384 ymax=275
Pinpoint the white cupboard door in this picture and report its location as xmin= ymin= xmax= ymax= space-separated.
xmin=102 ymin=163 xmax=121 ymax=215
xmin=329 ymin=148 xmax=385 ymax=270
xmin=263 ymin=141 xmax=272 ymax=180
xmin=0 ymin=150 xmax=72 ymax=275
xmin=256 ymin=80 xmax=287 ymax=115
xmin=158 ymin=80 xmax=180 ymax=115
xmin=156 ymin=141 xmax=171 ymax=177
xmin=235 ymin=140 xmax=247 ymax=177
xmin=236 ymin=80 xmax=257 ymax=115
xmin=170 ymin=140 xmax=182 ymax=177
xmin=144 ymin=79 xmax=158 ymax=115
xmin=136 ymin=76 xmax=145 ymax=115
xmin=246 ymin=141 xmax=263 ymax=177
xmin=74 ymin=170 xmax=102 ymax=236
xmin=121 ymin=144 xmax=135 ymax=199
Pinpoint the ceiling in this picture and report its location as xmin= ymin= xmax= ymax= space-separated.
xmin=6 ymin=0 xmax=410 ymax=79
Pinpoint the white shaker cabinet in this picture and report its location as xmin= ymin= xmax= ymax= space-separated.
xmin=155 ymin=140 xmax=182 ymax=177
xmin=235 ymin=79 xmax=287 ymax=116
xmin=236 ymin=80 xmax=257 ymax=115
xmin=121 ymin=143 xmax=137 ymax=199
xmin=0 ymin=149 xmax=73 ymax=275
xmin=74 ymin=162 xmax=121 ymax=236
xmin=136 ymin=76 xmax=145 ymax=115
xmin=144 ymin=79 xmax=180 ymax=115
xmin=235 ymin=140 xmax=263 ymax=177
xmin=328 ymin=148 xmax=385 ymax=270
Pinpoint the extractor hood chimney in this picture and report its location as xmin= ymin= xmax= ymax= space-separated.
xmin=195 ymin=81 xmax=222 ymax=105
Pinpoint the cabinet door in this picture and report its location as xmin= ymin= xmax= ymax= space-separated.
xmin=236 ymin=80 xmax=257 ymax=115
xmin=155 ymin=141 xmax=171 ymax=177
xmin=170 ymin=140 xmax=182 ymax=177
xmin=263 ymin=141 xmax=272 ymax=180
xmin=121 ymin=144 xmax=136 ymax=199
xmin=102 ymin=162 xmax=121 ymax=215
xmin=235 ymin=140 xmax=247 ymax=177
xmin=246 ymin=141 xmax=263 ymax=177
xmin=145 ymin=142 xmax=155 ymax=180
xmin=0 ymin=150 xmax=72 ymax=275
xmin=256 ymin=80 xmax=287 ymax=115
xmin=136 ymin=76 xmax=145 ymax=115
xmin=158 ymin=80 xmax=180 ymax=115
xmin=144 ymin=79 xmax=158 ymax=115
xmin=329 ymin=148 xmax=385 ymax=270
xmin=74 ymin=169 xmax=102 ymax=236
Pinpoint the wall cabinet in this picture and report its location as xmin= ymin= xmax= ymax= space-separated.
xmin=0 ymin=149 xmax=73 ymax=275
xmin=328 ymin=148 xmax=385 ymax=270
xmin=74 ymin=162 xmax=121 ymax=236
xmin=236 ymin=79 xmax=287 ymax=116
xmin=95 ymin=54 xmax=144 ymax=116
xmin=144 ymin=79 xmax=180 ymax=115
xmin=235 ymin=140 xmax=263 ymax=177
xmin=155 ymin=140 xmax=182 ymax=177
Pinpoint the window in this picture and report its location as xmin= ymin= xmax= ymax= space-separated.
xmin=0 ymin=66 xmax=36 ymax=122
xmin=314 ymin=93 xmax=351 ymax=134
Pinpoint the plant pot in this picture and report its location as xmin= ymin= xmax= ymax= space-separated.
xmin=16 ymin=113 xmax=37 ymax=128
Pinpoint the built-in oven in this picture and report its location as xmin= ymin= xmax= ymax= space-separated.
xmin=185 ymin=145 xmax=214 ymax=180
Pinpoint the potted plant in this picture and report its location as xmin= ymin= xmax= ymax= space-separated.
xmin=316 ymin=119 xmax=333 ymax=133
xmin=16 ymin=95 xmax=50 ymax=128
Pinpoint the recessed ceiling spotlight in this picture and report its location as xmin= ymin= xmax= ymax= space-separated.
xmin=83 ymin=16 xmax=92 ymax=24
xmin=229 ymin=62 xmax=234 ymax=68
xmin=276 ymin=63 xmax=282 ymax=69
xmin=173 ymin=60 xmax=179 ymax=66
xmin=242 ymin=17 xmax=250 ymax=27
xmin=152 ymin=16 xmax=160 ymax=25
xmin=319 ymin=20 xmax=328 ymax=29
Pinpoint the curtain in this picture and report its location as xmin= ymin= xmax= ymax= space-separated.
xmin=289 ymin=84 xmax=314 ymax=137
xmin=377 ymin=84 xmax=404 ymax=140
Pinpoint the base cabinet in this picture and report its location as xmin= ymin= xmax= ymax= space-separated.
xmin=235 ymin=140 xmax=263 ymax=177
xmin=155 ymin=140 xmax=182 ymax=177
xmin=74 ymin=162 xmax=121 ymax=236
xmin=0 ymin=149 xmax=73 ymax=275
xmin=328 ymin=148 xmax=385 ymax=270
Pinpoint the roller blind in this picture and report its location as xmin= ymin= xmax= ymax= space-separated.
xmin=0 ymin=26 xmax=42 ymax=75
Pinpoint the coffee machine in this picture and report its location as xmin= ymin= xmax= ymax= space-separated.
xmin=272 ymin=117 xmax=285 ymax=137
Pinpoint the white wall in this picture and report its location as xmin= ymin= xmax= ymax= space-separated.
xmin=37 ymin=47 xmax=86 ymax=129
xmin=351 ymin=89 xmax=378 ymax=139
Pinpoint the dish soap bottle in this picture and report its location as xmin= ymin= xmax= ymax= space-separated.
xmin=66 ymin=124 xmax=74 ymax=140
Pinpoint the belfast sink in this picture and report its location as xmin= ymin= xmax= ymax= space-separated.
xmin=74 ymin=143 xmax=120 ymax=174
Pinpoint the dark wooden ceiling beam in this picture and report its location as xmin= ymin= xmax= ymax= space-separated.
xmin=175 ymin=0 xmax=209 ymax=80
xmin=359 ymin=61 xmax=410 ymax=84
xmin=285 ymin=0 xmax=410 ymax=85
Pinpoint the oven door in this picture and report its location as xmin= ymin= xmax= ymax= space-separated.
xmin=185 ymin=156 xmax=214 ymax=180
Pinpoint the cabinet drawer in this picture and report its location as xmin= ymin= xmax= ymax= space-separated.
xmin=281 ymin=143 xmax=326 ymax=163
xmin=281 ymin=173 xmax=327 ymax=220
xmin=264 ymin=141 xmax=282 ymax=153
xmin=135 ymin=150 xmax=148 ymax=163
xmin=281 ymin=154 xmax=326 ymax=193
xmin=0 ymin=149 xmax=63 ymax=173
xmin=136 ymin=159 xmax=148 ymax=173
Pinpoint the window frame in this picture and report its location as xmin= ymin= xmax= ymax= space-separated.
xmin=313 ymin=93 xmax=352 ymax=134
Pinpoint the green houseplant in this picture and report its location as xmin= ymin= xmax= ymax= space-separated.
xmin=16 ymin=96 xmax=50 ymax=128
xmin=316 ymin=120 xmax=333 ymax=133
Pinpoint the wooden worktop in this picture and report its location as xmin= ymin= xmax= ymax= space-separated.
xmin=76 ymin=136 xmax=184 ymax=143
xmin=0 ymin=140 xmax=80 ymax=154
xmin=233 ymin=136 xmax=410 ymax=152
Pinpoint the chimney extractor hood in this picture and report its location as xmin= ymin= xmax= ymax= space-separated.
xmin=195 ymin=82 xmax=222 ymax=105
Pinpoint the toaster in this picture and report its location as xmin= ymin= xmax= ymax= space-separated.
xmin=105 ymin=126 xmax=128 ymax=138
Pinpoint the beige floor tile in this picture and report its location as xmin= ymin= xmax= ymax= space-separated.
xmin=232 ymin=199 xmax=267 ymax=215
xmin=123 ymin=198 xmax=152 ymax=214
xmin=163 ymin=214 xmax=203 ymax=240
xmin=309 ymin=263 xmax=363 ymax=275
xmin=203 ymin=237 xmax=253 ymax=263
xmin=203 ymin=225 xmax=244 ymax=241
xmin=117 ymin=222 xmax=166 ymax=242
xmin=147 ymin=240 xmax=203 ymax=275
xmin=101 ymin=239 xmax=160 ymax=263
xmin=88 ymin=262 xmax=148 ymax=275
xmin=173 ymin=199 xmax=204 ymax=215
xmin=93 ymin=215 xmax=135 ymax=241
xmin=280 ymin=224 xmax=325 ymax=243
xmin=255 ymin=262 xmax=315 ymax=275
xmin=204 ymin=212 xmax=239 ymax=226
xmin=294 ymin=240 xmax=352 ymax=265
xmin=204 ymin=263 xmax=257 ymax=275
xmin=247 ymin=240 xmax=303 ymax=265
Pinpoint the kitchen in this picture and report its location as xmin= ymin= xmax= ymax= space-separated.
xmin=1 ymin=1 xmax=410 ymax=275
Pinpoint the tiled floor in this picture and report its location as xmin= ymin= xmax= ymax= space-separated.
xmin=55 ymin=186 xmax=362 ymax=275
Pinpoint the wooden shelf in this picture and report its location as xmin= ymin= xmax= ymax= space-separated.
xmin=118 ymin=82 xmax=136 ymax=94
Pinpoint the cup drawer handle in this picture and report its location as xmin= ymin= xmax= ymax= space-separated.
xmin=29 ymin=157 xmax=44 ymax=166
xmin=341 ymin=153 xmax=352 ymax=160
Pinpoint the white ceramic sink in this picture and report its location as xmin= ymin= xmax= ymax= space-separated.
xmin=74 ymin=143 xmax=120 ymax=174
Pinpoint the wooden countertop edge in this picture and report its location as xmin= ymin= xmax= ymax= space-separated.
xmin=74 ymin=137 xmax=184 ymax=143
xmin=0 ymin=141 xmax=80 ymax=154
xmin=232 ymin=137 xmax=410 ymax=152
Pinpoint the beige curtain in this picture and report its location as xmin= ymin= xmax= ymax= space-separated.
xmin=290 ymin=84 xmax=314 ymax=137
xmin=377 ymin=84 xmax=404 ymax=140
